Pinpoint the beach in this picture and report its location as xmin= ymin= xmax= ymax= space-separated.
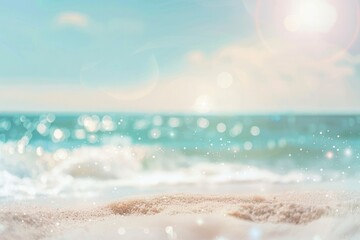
xmin=1 ymin=184 xmax=360 ymax=240
xmin=1 ymin=114 xmax=360 ymax=239
xmin=2 ymin=0 xmax=360 ymax=237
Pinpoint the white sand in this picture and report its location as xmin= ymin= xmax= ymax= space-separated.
xmin=1 ymin=191 xmax=360 ymax=240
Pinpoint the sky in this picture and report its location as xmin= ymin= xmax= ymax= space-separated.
xmin=1 ymin=0 xmax=360 ymax=113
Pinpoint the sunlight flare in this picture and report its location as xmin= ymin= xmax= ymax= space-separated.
xmin=284 ymin=0 xmax=338 ymax=33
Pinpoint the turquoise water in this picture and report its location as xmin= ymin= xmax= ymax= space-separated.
xmin=0 ymin=113 xmax=360 ymax=199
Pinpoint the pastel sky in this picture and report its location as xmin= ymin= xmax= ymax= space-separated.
xmin=1 ymin=0 xmax=360 ymax=113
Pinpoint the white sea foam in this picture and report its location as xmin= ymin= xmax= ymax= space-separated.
xmin=0 ymin=141 xmax=337 ymax=199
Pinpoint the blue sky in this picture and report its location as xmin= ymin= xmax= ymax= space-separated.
xmin=1 ymin=0 xmax=360 ymax=112
xmin=0 ymin=0 xmax=248 ymax=84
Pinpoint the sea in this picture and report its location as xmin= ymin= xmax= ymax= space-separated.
xmin=0 ymin=113 xmax=360 ymax=200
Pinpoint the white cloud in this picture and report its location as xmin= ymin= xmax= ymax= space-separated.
xmin=160 ymin=39 xmax=360 ymax=113
xmin=56 ymin=12 xmax=89 ymax=28
xmin=1 ymin=39 xmax=360 ymax=113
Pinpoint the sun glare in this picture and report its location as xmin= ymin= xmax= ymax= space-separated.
xmin=284 ymin=0 xmax=338 ymax=33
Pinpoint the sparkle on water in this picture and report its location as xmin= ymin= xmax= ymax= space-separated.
xmin=0 ymin=114 xmax=360 ymax=199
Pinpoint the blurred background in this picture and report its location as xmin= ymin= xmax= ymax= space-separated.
xmin=1 ymin=0 xmax=360 ymax=200
xmin=1 ymin=0 xmax=360 ymax=113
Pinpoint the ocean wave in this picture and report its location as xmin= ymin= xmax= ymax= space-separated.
xmin=0 ymin=141 xmax=328 ymax=199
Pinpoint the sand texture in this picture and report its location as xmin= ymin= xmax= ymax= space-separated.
xmin=1 ymin=192 xmax=360 ymax=240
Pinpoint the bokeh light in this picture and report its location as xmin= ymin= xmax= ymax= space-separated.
xmin=194 ymin=95 xmax=213 ymax=113
xmin=217 ymin=72 xmax=234 ymax=89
